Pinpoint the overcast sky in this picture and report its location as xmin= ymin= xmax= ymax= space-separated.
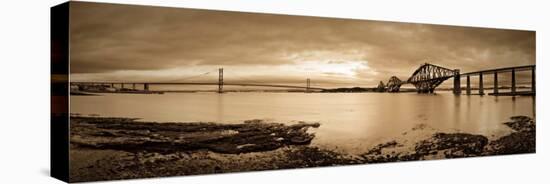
xmin=69 ymin=2 xmax=535 ymax=87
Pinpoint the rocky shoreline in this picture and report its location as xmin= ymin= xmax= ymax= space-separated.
xmin=71 ymin=117 xmax=320 ymax=154
xmin=69 ymin=116 xmax=535 ymax=182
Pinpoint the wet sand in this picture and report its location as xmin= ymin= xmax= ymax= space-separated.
xmin=69 ymin=116 xmax=535 ymax=182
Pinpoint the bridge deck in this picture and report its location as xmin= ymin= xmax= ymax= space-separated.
xmin=461 ymin=65 xmax=535 ymax=76
xmin=71 ymin=82 xmax=326 ymax=90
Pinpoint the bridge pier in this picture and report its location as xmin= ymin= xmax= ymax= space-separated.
xmin=218 ymin=68 xmax=223 ymax=93
xmin=144 ymin=83 xmax=149 ymax=91
xmin=453 ymin=69 xmax=461 ymax=95
xmin=132 ymin=83 xmax=136 ymax=90
xmin=494 ymin=72 xmax=499 ymax=94
xmin=532 ymin=67 xmax=536 ymax=93
xmin=479 ymin=73 xmax=484 ymax=95
xmin=466 ymin=75 xmax=471 ymax=95
xmin=459 ymin=65 xmax=535 ymax=96
xmin=511 ymin=69 xmax=516 ymax=93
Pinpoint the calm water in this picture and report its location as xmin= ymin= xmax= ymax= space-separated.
xmin=70 ymin=92 xmax=535 ymax=153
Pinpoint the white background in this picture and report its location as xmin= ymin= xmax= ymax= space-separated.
xmin=0 ymin=0 xmax=548 ymax=183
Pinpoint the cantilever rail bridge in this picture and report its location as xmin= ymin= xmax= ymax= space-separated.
xmin=72 ymin=63 xmax=535 ymax=96
xmin=385 ymin=63 xmax=535 ymax=96
xmin=386 ymin=63 xmax=458 ymax=93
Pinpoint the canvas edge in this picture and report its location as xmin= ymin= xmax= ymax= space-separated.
xmin=51 ymin=1 xmax=70 ymax=183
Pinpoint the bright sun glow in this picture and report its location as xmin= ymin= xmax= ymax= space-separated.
xmin=281 ymin=50 xmax=375 ymax=78
xmin=295 ymin=60 xmax=369 ymax=76
xmin=287 ymin=61 xmax=370 ymax=77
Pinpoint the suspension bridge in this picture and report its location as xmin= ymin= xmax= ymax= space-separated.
xmin=71 ymin=68 xmax=324 ymax=93
xmin=72 ymin=63 xmax=535 ymax=96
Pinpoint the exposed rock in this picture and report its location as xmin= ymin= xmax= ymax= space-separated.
xmin=70 ymin=117 xmax=320 ymax=154
xmin=360 ymin=116 xmax=535 ymax=163
xmin=363 ymin=141 xmax=400 ymax=155
xmin=415 ymin=133 xmax=488 ymax=158
xmin=69 ymin=116 xmax=536 ymax=182
xmin=484 ymin=116 xmax=536 ymax=155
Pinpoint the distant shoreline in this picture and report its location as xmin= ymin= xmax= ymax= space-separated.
xmin=71 ymin=85 xmax=533 ymax=95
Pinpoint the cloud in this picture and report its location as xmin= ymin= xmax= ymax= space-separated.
xmin=69 ymin=2 xmax=535 ymax=86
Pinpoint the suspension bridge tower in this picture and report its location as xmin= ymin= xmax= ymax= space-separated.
xmin=218 ymin=68 xmax=223 ymax=93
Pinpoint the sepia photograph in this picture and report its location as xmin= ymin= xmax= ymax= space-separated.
xmin=64 ymin=1 xmax=535 ymax=182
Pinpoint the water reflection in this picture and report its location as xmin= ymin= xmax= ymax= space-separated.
xmin=453 ymin=94 xmax=461 ymax=129
xmin=70 ymin=92 xmax=535 ymax=153
xmin=216 ymin=94 xmax=224 ymax=123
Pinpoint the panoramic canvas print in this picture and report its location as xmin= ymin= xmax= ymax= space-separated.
xmin=59 ymin=1 xmax=535 ymax=182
